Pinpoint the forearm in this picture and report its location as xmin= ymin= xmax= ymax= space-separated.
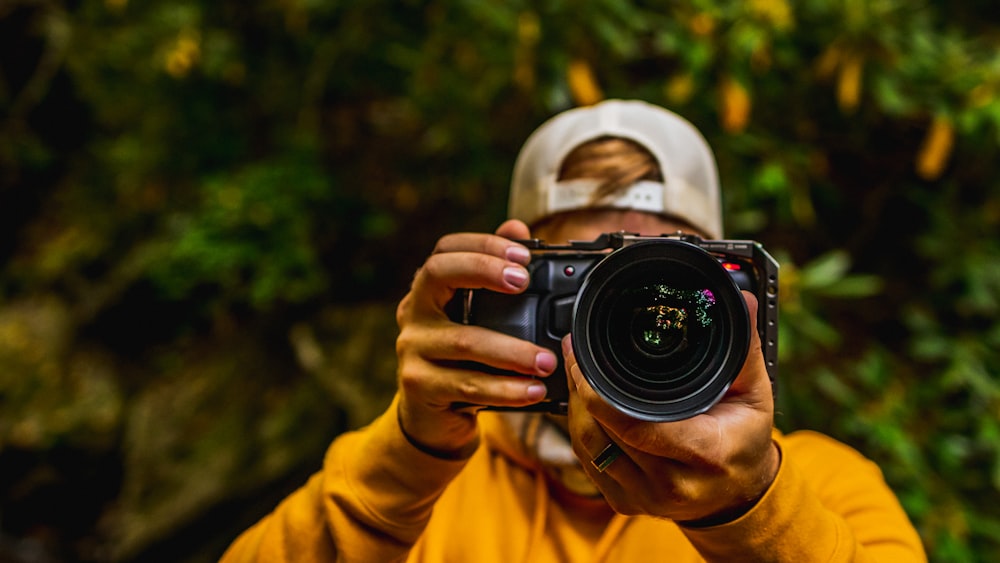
xmin=221 ymin=395 xmax=469 ymax=563
xmin=680 ymin=438 xmax=926 ymax=562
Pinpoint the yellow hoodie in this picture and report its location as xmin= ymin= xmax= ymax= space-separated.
xmin=221 ymin=396 xmax=926 ymax=562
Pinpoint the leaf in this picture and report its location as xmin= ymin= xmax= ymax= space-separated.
xmin=798 ymin=250 xmax=851 ymax=290
xmin=814 ymin=274 xmax=884 ymax=298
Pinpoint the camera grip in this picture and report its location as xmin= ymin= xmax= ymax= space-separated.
xmin=446 ymin=289 xmax=570 ymax=414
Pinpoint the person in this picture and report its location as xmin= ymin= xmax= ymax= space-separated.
xmin=220 ymin=99 xmax=926 ymax=562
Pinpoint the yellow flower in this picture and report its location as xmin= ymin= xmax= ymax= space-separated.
xmin=719 ymin=76 xmax=751 ymax=133
xmin=514 ymin=12 xmax=540 ymax=92
xmin=916 ymin=115 xmax=955 ymax=181
xmin=968 ymin=83 xmax=995 ymax=109
xmin=814 ymin=43 xmax=842 ymax=80
xmin=165 ymin=32 xmax=200 ymax=78
xmin=665 ymin=74 xmax=695 ymax=105
xmin=836 ymin=53 xmax=863 ymax=114
xmin=567 ymin=59 xmax=603 ymax=106
xmin=689 ymin=12 xmax=715 ymax=36
xmin=748 ymin=0 xmax=794 ymax=30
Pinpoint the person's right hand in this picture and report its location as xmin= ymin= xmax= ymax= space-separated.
xmin=394 ymin=219 xmax=558 ymax=457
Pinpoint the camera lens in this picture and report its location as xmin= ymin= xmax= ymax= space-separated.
xmin=619 ymin=285 xmax=714 ymax=360
xmin=572 ymin=240 xmax=750 ymax=422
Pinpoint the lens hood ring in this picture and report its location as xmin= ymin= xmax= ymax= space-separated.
xmin=572 ymin=240 xmax=750 ymax=422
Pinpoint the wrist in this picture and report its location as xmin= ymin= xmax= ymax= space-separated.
xmin=679 ymin=440 xmax=781 ymax=528
xmin=396 ymin=404 xmax=480 ymax=461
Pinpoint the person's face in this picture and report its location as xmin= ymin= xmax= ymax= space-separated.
xmin=531 ymin=208 xmax=703 ymax=243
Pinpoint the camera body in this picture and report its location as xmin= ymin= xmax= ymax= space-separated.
xmin=449 ymin=232 xmax=778 ymax=421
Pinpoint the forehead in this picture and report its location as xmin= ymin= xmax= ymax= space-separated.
xmin=532 ymin=209 xmax=704 ymax=244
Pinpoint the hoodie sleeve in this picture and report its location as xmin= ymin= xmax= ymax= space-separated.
xmin=219 ymin=395 xmax=469 ymax=563
xmin=680 ymin=430 xmax=927 ymax=562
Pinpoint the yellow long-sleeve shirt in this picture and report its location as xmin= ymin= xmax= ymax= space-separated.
xmin=221 ymin=397 xmax=926 ymax=562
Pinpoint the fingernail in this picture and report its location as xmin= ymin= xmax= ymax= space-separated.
xmin=506 ymin=245 xmax=531 ymax=265
xmin=503 ymin=266 xmax=528 ymax=288
xmin=536 ymin=351 xmax=557 ymax=374
xmin=526 ymin=383 xmax=547 ymax=400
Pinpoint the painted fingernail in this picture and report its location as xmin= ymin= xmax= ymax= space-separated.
xmin=536 ymin=351 xmax=557 ymax=374
xmin=503 ymin=266 xmax=528 ymax=288
xmin=506 ymin=245 xmax=531 ymax=265
xmin=526 ymin=383 xmax=547 ymax=400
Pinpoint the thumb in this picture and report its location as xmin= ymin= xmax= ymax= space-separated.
xmin=495 ymin=219 xmax=531 ymax=240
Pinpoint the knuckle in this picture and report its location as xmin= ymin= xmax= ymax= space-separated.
xmin=454 ymin=379 xmax=482 ymax=401
xmin=432 ymin=234 xmax=457 ymax=254
xmin=396 ymin=321 xmax=423 ymax=345
xmin=655 ymin=477 xmax=705 ymax=514
xmin=395 ymin=330 xmax=413 ymax=355
xmin=421 ymin=255 xmax=445 ymax=281
xmin=398 ymin=374 xmax=423 ymax=398
xmin=396 ymin=360 xmax=411 ymax=379
xmin=575 ymin=424 xmax=604 ymax=447
xmin=449 ymin=330 xmax=476 ymax=356
xmin=396 ymin=329 xmax=430 ymax=367
xmin=671 ymin=479 xmax=699 ymax=504
xmin=396 ymin=360 xmax=429 ymax=394
xmin=396 ymin=295 xmax=412 ymax=326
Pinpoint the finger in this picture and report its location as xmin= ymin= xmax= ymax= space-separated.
xmin=412 ymin=251 xmax=530 ymax=312
xmin=727 ymin=290 xmax=769 ymax=398
xmin=495 ymin=219 xmax=531 ymax=241
xmin=564 ymin=336 xmax=634 ymax=466
xmin=563 ymin=334 xmax=709 ymax=464
xmin=566 ymin=366 xmax=648 ymax=499
xmin=397 ymin=321 xmax=557 ymax=410
xmin=409 ymin=322 xmax=557 ymax=378
xmin=562 ymin=334 xmax=639 ymax=431
xmin=432 ymin=231 xmax=531 ymax=266
xmin=399 ymin=353 xmax=550 ymax=410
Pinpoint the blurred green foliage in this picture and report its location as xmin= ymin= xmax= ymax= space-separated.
xmin=2 ymin=0 xmax=1000 ymax=561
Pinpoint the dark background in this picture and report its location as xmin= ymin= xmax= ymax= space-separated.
xmin=2 ymin=1 xmax=999 ymax=561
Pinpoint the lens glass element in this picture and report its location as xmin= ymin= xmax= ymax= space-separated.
xmin=572 ymin=240 xmax=750 ymax=422
xmin=623 ymin=285 xmax=715 ymax=360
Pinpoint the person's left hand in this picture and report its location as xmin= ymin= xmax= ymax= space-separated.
xmin=563 ymin=291 xmax=780 ymax=524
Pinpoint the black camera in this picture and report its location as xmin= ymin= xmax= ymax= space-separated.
xmin=448 ymin=232 xmax=778 ymax=422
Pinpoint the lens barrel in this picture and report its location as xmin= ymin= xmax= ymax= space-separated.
xmin=572 ymin=240 xmax=750 ymax=421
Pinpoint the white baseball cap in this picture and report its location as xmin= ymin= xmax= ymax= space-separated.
xmin=508 ymin=99 xmax=723 ymax=239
